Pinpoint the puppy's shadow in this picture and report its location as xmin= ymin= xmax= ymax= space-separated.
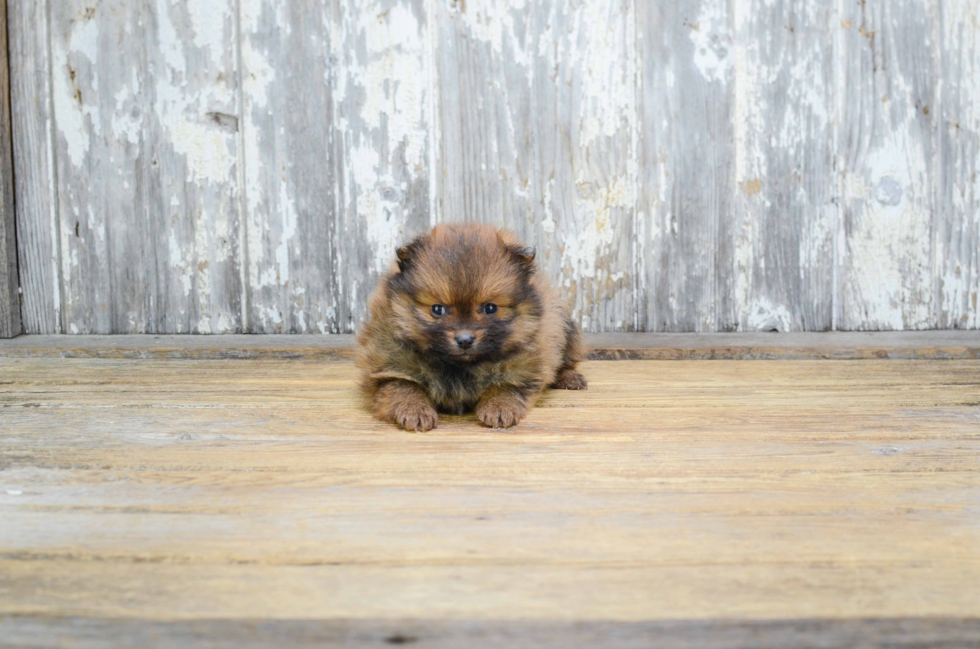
xmin=437 ymin=412 xmax=518 ymax=434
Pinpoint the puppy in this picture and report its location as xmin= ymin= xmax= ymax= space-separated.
xmin=356 ymin=223 xmax=587 ymax=431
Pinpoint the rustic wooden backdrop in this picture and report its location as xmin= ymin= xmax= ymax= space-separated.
xmin=4 ymin=0 xmax=979 ymax=335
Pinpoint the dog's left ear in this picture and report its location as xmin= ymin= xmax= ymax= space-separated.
xmin=510 ymin=245 xmax=536 ymax=276
xmin=395 ymin=237 xmax=426 ymax=273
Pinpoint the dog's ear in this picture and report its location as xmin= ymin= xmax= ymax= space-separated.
xmin=395 ymin=236 xmax=426 ymax=273
xmin=509 ymin=245 xmax=536 ymax=276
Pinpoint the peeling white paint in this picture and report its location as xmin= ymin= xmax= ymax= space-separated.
xmin=575 ymin=3 xmax=633 ymax=146
xmin=187 ymin=1 xmax=229 ymax=67
xmin=564 ymin=177 xmax=630 ymax=280
xmin=747 ymin=298 xmax=793 ymax=332
xmin=690 ymin=1 xmax=732 ymax=84
xmin=21 ymin=0 xmax=980 ymax=335
xmin=846 ymin=128 xmax=933 ymax=330
xmin=53 ymin=18 xmax=101 ymax=168
xmin=275 ymin=179 xmax=296 ymax=285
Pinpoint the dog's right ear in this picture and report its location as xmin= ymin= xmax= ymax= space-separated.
xmin=395 ymin=236 xmax=426 ymax=273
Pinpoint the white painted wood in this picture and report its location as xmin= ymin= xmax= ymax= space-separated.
xmin=638 ymin=0 xmax=735 ymax=332
xmin=837 ymin=0 xmax=940 ymax=330
xmin=731 ymin=0 xmax=836 ymax=332
xmin=938 ymin=0 xmax=980 ymax=330
xmin=48 ymin=1 xmax=139 ymax=333
xmin=45 ymin=1 xmax=242 ymax=335
xmin=142 ymin=0 xmax=243 ymax=334
xmin=433 ymin=0 xmax=636 ymax=332
xmin=241 ymin=0 xmax=429 ymax=334
xmin=239 ymin=0 xmax=337 ymax=334
xmin=6 ymin=0 xmax=980 ymax=333
xmin=331 ymin=0 xmax=431 ymax=331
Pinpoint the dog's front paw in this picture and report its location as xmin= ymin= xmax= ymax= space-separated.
xmin=476 ymin=393 xmax=527 ymax=429
xmin=391 ymin=401 xmax=438 ymax=432
xmin=551 ymin=369 xmax=588 ymax=390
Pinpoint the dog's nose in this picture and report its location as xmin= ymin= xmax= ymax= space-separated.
xmin=455 ymin=333 xmax=475 ymax=350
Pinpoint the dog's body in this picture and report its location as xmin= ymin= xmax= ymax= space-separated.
xmin=356 ymin=224 xmax=586 ymax=431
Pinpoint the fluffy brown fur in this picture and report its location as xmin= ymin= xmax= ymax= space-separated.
xmin=356 ymin=223 xmax=587 ymax=431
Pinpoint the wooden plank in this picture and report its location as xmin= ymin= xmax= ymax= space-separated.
xmin=0 ymin=0 xmax=20 ymax=338
xmin=140 ymin=1 xmax=243 ymax=333
xmin=241 ymin=0 xmax=429 ymax=334
xmin=7 ymin=0 xmax=59 ymax=334
xmin=239 ymin=0 xmax=336 ymax=333
xmin=1 ymin=331 xmax=979 ymax=360
xmin=0 ymin=359 xmax=979 ymax=634
xmin=2 ymin=616 xmax=979 ymax=649
xmin=938 ymin=0 xmax=980 ymax=330
xmin=638 ymin=0 xmax=735 ymax=332
xmin=433 ymin=0 xmax=636 ymax=332
xmin=730 ymin=1 xmax=835 ymax=331
xmin=332 ymin=0 xmax=431 ymax=330
xmin=837 ymin=0 xmax=940 ymax=330
xmin=48 ymin=1 xmax=142 ymax=333
xmin=46 ymin=2 xmax=242 ymax=335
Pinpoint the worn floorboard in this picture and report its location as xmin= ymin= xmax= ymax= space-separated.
xmin=0 ymin=357 xmax=978 ymax=646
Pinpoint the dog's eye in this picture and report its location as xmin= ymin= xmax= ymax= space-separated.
xmin=483 ymin=303 xmax=498 ymax=316
xmin=431 ymin=304 xmax=447 ymax=317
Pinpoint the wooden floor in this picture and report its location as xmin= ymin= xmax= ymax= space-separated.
xmin=1 ymin=354 xmax=980 ymax=647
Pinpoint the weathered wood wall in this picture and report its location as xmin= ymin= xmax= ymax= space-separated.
xmin=6 ymin=0 xmax=980 ymax=334
xmin=0 ymin=0 xmax=22 ymax=338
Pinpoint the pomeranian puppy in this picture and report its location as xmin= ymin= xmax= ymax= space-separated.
xmin=356 ymin=223 xmax=587 ymax=431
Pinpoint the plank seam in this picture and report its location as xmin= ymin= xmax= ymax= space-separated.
xmin=932 ymin=0 xmax=944 ymax=329
xmin=630 ymin=0 xmax=640 ymax=333
xmin=233 ymin=0 xmax=250 ymax=334
xmin=42 ymin=0 xmax=62 ymax=334
xmin=832 ymin=0 xmax=844 ymax=332
xmin=0 ymin=0 xmax=22 ymax=337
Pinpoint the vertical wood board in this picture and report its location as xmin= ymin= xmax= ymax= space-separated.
xmin=8 ymin=0 xmax=59 ymax=334
xmin=332 ymin=0 xmax=431 ymax=331
xmin=730 ymin=0 xmax=836 ymax=332
xmin=837 ymin=0 xmax=940 ymax=330
xmin=938 ymin=0 xmax=980 ymax=329
xmin=141 ymin=0 xmax=243 ymax=333
xmin=49 ymin=1 xmax=143 ymax=333
xmin=433 ymin=0 xmax=636 ymax=332
xmin=239 ymin=0 xmax=336 ymax=333
xmin=638 ymin=0 xmax=735 ymax=332
xmin=0 ymin=0 xmax=21 ymax=338
xmin=47 ymin=1 xmax=242 ymax=334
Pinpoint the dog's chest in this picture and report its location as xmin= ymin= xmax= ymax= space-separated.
xmin=422 ymin=362 xmax=496 ymax=411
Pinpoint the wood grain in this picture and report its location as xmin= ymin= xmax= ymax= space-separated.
xmin=141 ymin=0 xmax=244 ymax=334
xmin=7 ymin=0 xmax=59 ymax=334
xmin=638 ymin=0 xmax=735 ymax=332
xmin=0 ymin=358 xmax=978 ymax=643
xmin=837 ymin=0 xmax=940 ymax=330
xmin=433 ymin=0 xmax=636 ymax=332
xmin=241 ymin=0 xmax=429 ymax=334
xmin=240 ymin=0 xmax=337 ymax=334
xmin=3 ymin=616 xmax=980 ymax=649
xmin=48 ymin=1 xmax=140 ymax=333
xmin=938 ymin=0 xmax=980 ymax=330
xmin=0 ymin=0 xmax=21 ymax=338
xmin=7 ymin=0 xmax=980 ymax=334
xmin=730 ymin=0 xmax=835 ymax=332
xmin=44 ymin=2 xmax=243 ymax=335
xmin=332 ymin=0 xmax=431 ymax=331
